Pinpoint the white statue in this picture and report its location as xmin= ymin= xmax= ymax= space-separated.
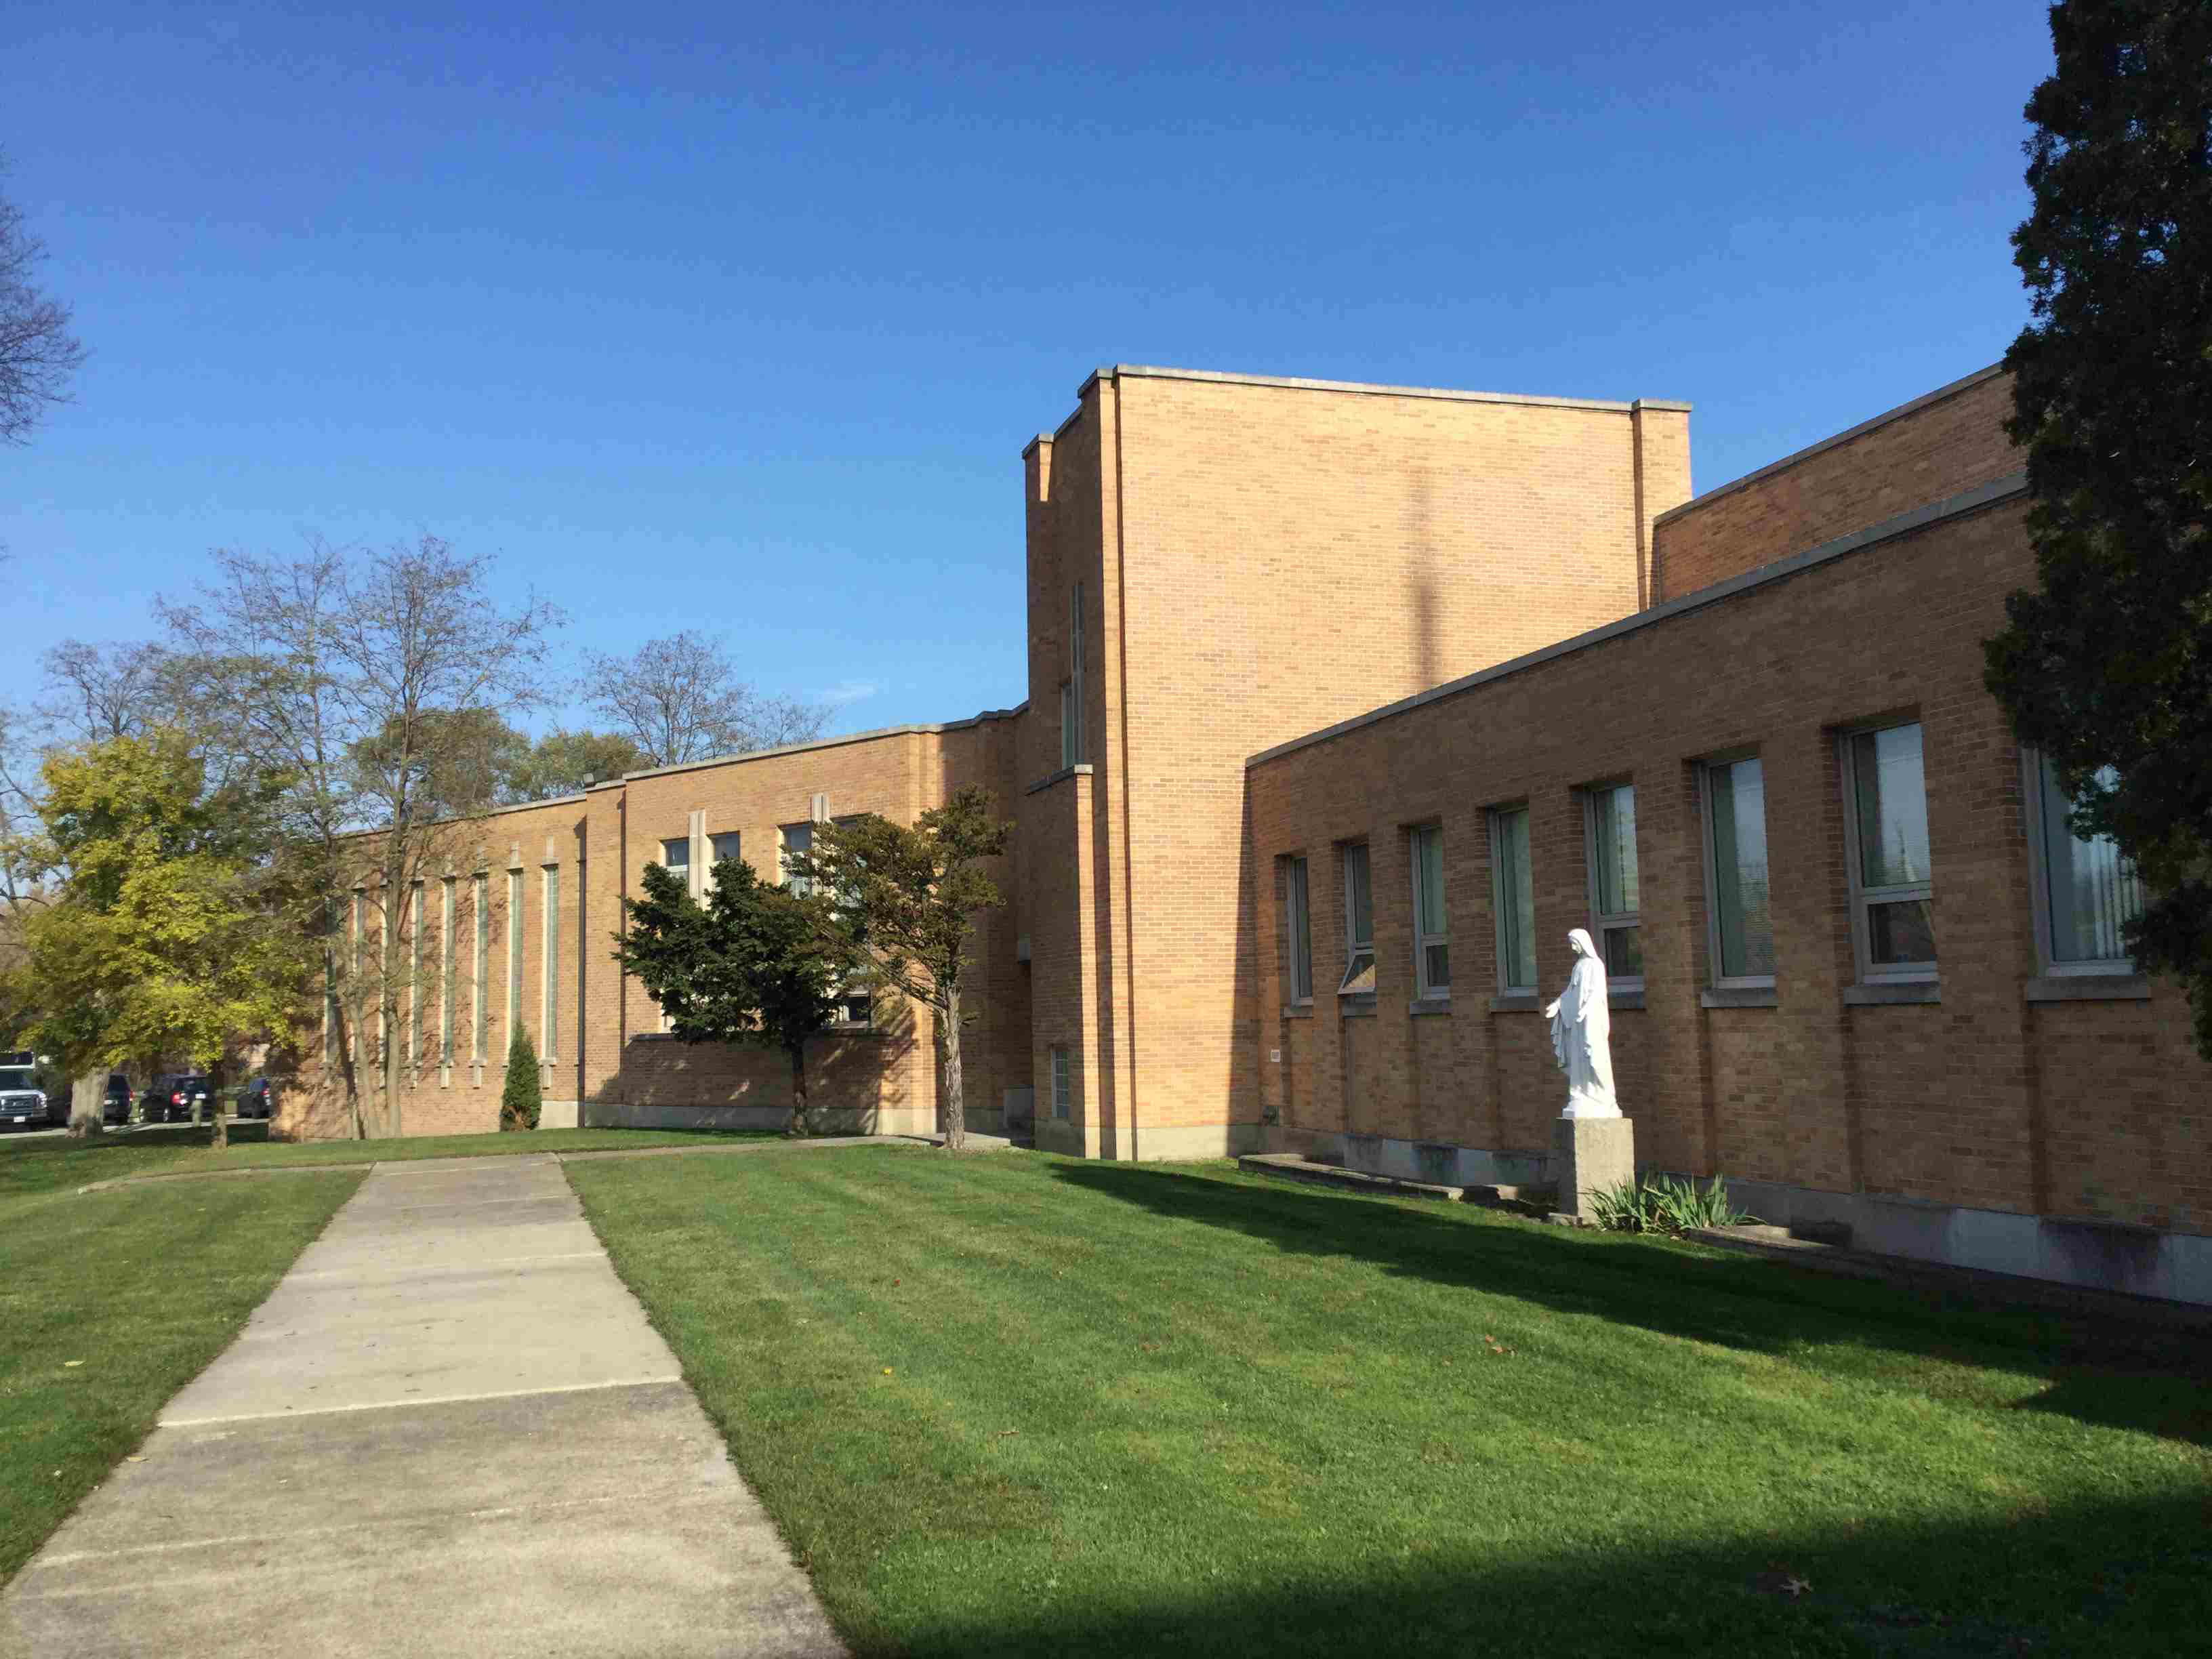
xmin=1544 ymin=928 xmax=1620 ymax=1119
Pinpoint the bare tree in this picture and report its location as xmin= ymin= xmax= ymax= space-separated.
xmin=35 ymin=638 xmax=177 ymax=743
xmin=0 ymin=160 xmax=85 ymax=446
xmin=160 ymin=536 xmax=565 ymax=1138
xmin=586 ymin=630 xmax=827 ymax=767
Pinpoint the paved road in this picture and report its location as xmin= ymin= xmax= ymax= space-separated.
xmin=1 ymin=1153 xmax=845 ymax=1658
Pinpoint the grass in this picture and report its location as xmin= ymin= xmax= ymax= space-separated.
xmin=0 ymin=1120 xmax=782 ymax=1204
xmin=569 ymin=1147 xmax=2212 ymax=1659
xmin=0 ymin=1116 xmax=782 ymax=1586
xmin=0 ymin=1156 xmax=365 ymax=1585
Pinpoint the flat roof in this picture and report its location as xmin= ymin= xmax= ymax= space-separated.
xmin=1076 ymin=363 xmax=1689 ymax=417
xmin=1247 ymin=470 xmax=2028 ymax=770
xmin=1654 ymin=363 xmax=2005 ymax=528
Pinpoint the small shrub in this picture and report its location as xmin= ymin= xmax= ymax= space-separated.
xmin=1592 ymin=1172 xmax=1754 ymax=1234
xmin=501 ymin=1029 xmax=543 ymax=1131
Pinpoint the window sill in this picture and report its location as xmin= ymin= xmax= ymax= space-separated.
xmin=1410 ymin=997 xmax=1452 ymax=1017
xmin=1282 ymin=1002 xmax=1315 ymax=1020
xmin=1489 ymin=993 xmax=1542 ymax=1014
xmin=1338 ymin=994 xmax=1377 ymax=1018
xmin=1843 ymin=981 xmax=1941 ymax=1006
xmin=1700 ymin=985 xmax=1778 ymax=1010
xmin=2024 ymin=973 xmax=2152 ymax=1003
xmin=1608 ymin=987 xmax=1646 ymax=1011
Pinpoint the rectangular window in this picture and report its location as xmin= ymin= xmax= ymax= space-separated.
xmin=2030 ymin=754 xmax=2141 ymax=970
xmin=473 ymin=872 xmax=489 ymax=1065
xmin=440 ymin=876 xmax=456 ymax=1067
xmin=1702 ymin=758 xmax=1776 ymax=984
xmin=1063 ymin=580 xmax=1086 ymax=768
xmin=506 ymin=868 xmax=523 ymax=1048
xmin=541 ymin=863 xmax=560 ymax=1059
xmin=1491 ymin=806 xmax=1536 ymax=993
xmin=1338 ymin=843 xmax=1375 ymax=997
xmin=835 ymin=985 xmax=873 ymax=1027
xmin=1050 ymin=1045 xmax=1071 ymax=1120
xmin=1410 ymin=825 xmax=1449 ymax=998
xmin=409 ymin=882 xmax=424 ymax=1071
xmin=710 ymin=831 xmax=741 ymax=867
xmin=781 ymin=822 xmax=814 ymax=894
xmin=1586 ymin=784 xmax=1643 ymax=983
xmin=1283 ymin=855 xmax=1313 ymax=1004
xmin=1842 ymin=720 xmax=1936 ymax=979
xmin=659 ymin=836 xmax=690 ymax=887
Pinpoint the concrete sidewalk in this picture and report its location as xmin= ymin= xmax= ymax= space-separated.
xmin=1 ymin=1154 xmax=845 ymax=1658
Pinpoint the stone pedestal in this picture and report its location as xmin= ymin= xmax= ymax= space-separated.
xmin=1552 ymin=1115 xmax=1635 ymax=1222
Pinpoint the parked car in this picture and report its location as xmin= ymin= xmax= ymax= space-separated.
xmin=103 ymin=1074 xmax=134 ymax=1126
xmin=0 ymin=1063 xmax=49 ymax=1132
xmin=140 ymin=1073 xmax=215 ymax=1125
xmin=237 ymin=1076 xmax=274 ymax=1120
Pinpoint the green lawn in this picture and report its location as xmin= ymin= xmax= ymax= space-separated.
xmin=0 ymin=1157 xmax=365 ymax=1584
xmin=0 ymin=1121 xmax=781 ymax=1204
xmin=569 ymin=1148 xmax=2212 ymax=1659
xmin=0 ymin=1118 xmax=781 ymax=1586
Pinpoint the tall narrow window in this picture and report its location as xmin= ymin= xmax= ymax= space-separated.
xmin=541 ymin=862 xmax=560 ymax=1059
xmin=781 ymin=822 xmax=814 ymax=894
xmin=1491 ymin=807 xmax=1536 ymax=993
xmin=1050 ymin=1045 xmax=1071 ymax=1120
xmin=2030 ymin=754 xmax=2140 ymax=970
xmin=1702 ymin=758 xmax=1775 ymax=984
xmin=473 ymin=871 xmax=489 ymax=1066
xmin=1410 ymin=825 xmax=1449 ymax=999
xmin=1338 ymin=843 xmax=1375 ymax=997
xmin=707 ymin=831 xmax=741 ymax=893
xmin=1586 ymin=784 xmax=1643 ymax=983
xmin=1283 ymin=855 xmax=1313 ymax=1004
xmin=1843 ymin=722 xmax=1936 ymax=979
xmin=506 ymin=867 xmax=524 ymax=1046
xmin=1062 ymin=580 xmax=1086 ymax=768
xmin=440 ymin=876 xmax=456 ymax=1069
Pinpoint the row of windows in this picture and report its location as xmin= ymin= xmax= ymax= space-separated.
xmin=1277 ymin=722 xmax=2142 ymax=1008
xmin=651 ymin=819 xmax=870 ymax=1027
xmin=329 ymin=862 xmax=557 ymax=1073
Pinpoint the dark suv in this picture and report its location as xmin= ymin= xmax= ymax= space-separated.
xmin=140 ymin=1074 xmax=215 ymax=1125
xmin=103 ymin=1074 xmax=134 ymax=1125
xmin=237 ymin=1076 xmax=274 ymax=1120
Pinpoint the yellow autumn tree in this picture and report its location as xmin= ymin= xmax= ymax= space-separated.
xmin=7 ymin=729 xmax=310 ymax=1146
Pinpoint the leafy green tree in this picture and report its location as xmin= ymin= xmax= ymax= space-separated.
xmin=348 ymin=708 xmax=527 ymax=821
xmin=613 ymin=855 xmax=851 ymax=1136
xmin=501 ymin=1027 xmax=542 ymax=1130
xmin=1984 ymin=1 xmax=2212 ymax=1052
xmin=501 ymin=728 xmax=648 ymax=803
xmin=5 ymin=729 xmax=308 ymax=1147
xmin=792 ymin=787 xmax=1010 ymax=1150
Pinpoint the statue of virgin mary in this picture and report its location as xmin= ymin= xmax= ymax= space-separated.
xmin=1544 ymin=928 xmax=1620 ymax=1119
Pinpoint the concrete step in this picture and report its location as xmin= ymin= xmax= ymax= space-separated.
xmin=1237 ymin=1153 xmax=1462 ymax=1202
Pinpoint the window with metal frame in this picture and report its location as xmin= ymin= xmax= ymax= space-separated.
xmin=2025 ymin=752 xmax=2139 ymax=972
xmin=541 ymin=863 xmax=560 ymax=1058
xmin=1841 ymin=720 xmax=1936 ymax=979
xmin=1338 ymin=842 xmax=1376 ymax=997
xmin=1050 ymin=1045 xmax=1071 ymax=1120
xmin=1490 ymin=806 xmax=1537 ymax=993
xmin=473 ymin=872 xmax=490 ymax=1065
xmin=659 ymin=837 xmax=690 ymax=887
xmin=1283 ymin=855 xmax=1313 ymax=1004
xmin=1585 ymin=784 xmax=1643 ymax=983
xmin=1701 ymin=757 xmax=1775 ymax=985
xmin=781 ymin=822 xmax=814 ymax=894
xmin=1409 ymin=825 xmax=1449 ymax=998
xmin=1062 ymin=580 xmax=1086 ymax=768
xmin=506 ymin=868 xmax=524 ymax=1046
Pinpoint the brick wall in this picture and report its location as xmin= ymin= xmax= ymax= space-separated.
xmin=1651 ymin=366 xmax=2020 ymax=603
xmin=1248 ymin=490 xmax=2212 ymax=1240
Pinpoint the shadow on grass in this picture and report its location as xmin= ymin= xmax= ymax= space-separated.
xmin=884 ymin=1488 xmax=2212 ymax=1659
xmin=1048 ymin=1162 xmax=2212 ymax=1450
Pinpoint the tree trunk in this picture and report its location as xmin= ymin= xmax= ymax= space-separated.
xmin=788 ymin=1040 xmax=811 ymax=1139
xmin=939 ymin=984 xmax=965 ymax=1151
xmin=67 ymin=1070 xmax=105 ymax=1140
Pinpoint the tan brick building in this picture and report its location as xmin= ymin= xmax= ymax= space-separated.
xmin=285 ymin=361 xmax=2212 ymax=1306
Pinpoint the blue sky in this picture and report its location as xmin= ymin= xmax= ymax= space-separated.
xmin=3 ymin=1 xmax=2053 ymax=739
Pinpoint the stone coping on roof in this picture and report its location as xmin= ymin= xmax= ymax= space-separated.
xmin=1653 ymin=363 xmax=2006 ymax=528
xmin=1245 ymin=470 xmax=2029 ymax=771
